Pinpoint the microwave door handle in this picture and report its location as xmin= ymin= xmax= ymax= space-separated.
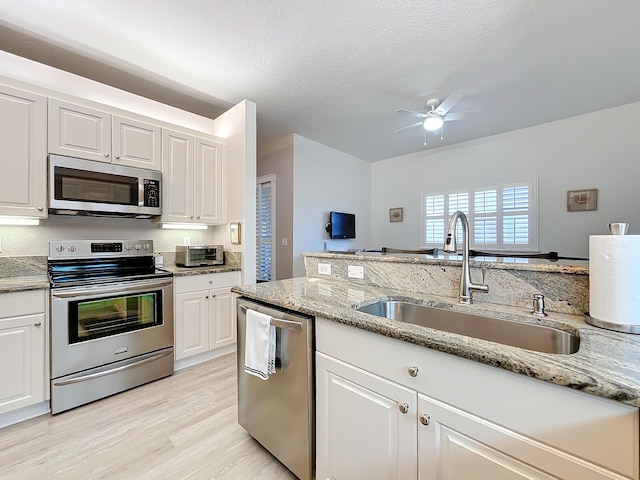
xmin=138 ymin=179 xmax=144 ymax=207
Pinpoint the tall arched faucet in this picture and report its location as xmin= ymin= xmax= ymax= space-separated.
xmin=442 ymin=211 xmax=489 ymax=304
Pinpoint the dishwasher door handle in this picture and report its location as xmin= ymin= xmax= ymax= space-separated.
xmin=239 ymin=304 xmax=303 ymax=330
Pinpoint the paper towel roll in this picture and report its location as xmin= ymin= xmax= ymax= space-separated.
xmin=589 ymin=235 xmax=640 ymax=332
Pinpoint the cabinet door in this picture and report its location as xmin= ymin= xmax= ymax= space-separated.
xmin=210 ymin=288 xmax=236 ymax=349
xmin=48 ymin=99 xmax=111 ymax=162
xmin=161 ymin=129 xmax=193 ymax=222
xmin=316 ymin=352 xmax=417 ymax=480
xmin=417 ymin=394 xmax=629 ymax=480
xmin=112 ymin=115 xmax=161 ymax=170
xmin=0 ymin=85 xmax=47 ymax=218
xmin=0 ymin=313 xmax=46 ymax=414
xmin=174 ymin=291 xmax=210 ymax=360
xmin=194 ymin=137 xmax=226 ymax=225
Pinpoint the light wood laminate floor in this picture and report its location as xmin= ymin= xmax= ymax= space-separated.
xmin=0 ymin=353 xmax=297 ymax=479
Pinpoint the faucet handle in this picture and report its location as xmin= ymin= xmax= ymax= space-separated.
xmin=481 ymin=267 xmax=487 ymax=285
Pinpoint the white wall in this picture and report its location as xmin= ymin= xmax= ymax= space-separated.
xmin=257 ymin=135 xmax=295 ymax=279
xmin=0 ymin=216 xmax=218 ymax=256
xmin=213 ymin=100 xmax=257 ymax=285
xmin=371 ymin=102 xmax=640 ymax=258
xmin=293 ymin=135 xmax=371 ymax=277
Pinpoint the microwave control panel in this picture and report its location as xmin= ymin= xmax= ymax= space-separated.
xmin=144 ymin=179 xmax=160 ymax=208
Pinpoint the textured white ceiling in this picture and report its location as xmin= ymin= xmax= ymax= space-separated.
xmin=0 ymin=0 xmax=639 ymax=161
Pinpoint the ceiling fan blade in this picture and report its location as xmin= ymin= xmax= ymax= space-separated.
xmin=434 ymin=93 xmax=462 ymax=116
xmin=442 ymin=112 xmax=470 ymax=121
xmin=394 ymin=120 xmax=424 ymax=133
xmin=396 ymin=108 xmax=427 ymax=119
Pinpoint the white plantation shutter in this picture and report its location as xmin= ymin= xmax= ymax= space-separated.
xmin=256 ymin=176 xmax=275 ymax=281
xmin=422 ymin=180 xmax=537 ymax=251
xmin=424 ymin=194 xmax=445 ymax=244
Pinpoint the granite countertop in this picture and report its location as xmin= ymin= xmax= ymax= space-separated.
xmin=233 ymin=277 xmax=640 ymax=408
xmin=160 ymin=265 xmax=241 ymax=276
xmin=304 ymin=251 xmax=589 ymax=274
xmin=0 ymin=275 xmax=50 ymax=293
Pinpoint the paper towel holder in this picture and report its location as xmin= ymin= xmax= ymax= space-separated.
xmin=585 ymin=314 xmax=640 ymax=334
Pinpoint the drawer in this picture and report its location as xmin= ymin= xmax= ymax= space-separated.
xmin=174 ymin=271 xmax=240 ymax=294
xmin=0 ymin=290 xmax=46 ymax=319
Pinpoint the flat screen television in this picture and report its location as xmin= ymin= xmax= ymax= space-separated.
xmin=326 ymin=211 xmax=356 ymax=239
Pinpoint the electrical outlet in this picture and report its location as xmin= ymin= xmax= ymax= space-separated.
xmin=348 ymin=265 xmax=364 ymax=279
xmin=282 ymin=238 xmax=288 ymax=246
xmin=318 ymin=263 xmax=332 ymax=275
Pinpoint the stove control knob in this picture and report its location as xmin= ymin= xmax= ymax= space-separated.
xmin=125 ymin=244 xmax=133 ymax=250
xmin=55 ymin=245 xmax=65 ymax=252
xmin=135 ymin=244 xmax=141 ymax=250
xmin=68 ymin=245 xmax=77 ymax=252
xmin=143 ymin=243 xmax=150 ymax=250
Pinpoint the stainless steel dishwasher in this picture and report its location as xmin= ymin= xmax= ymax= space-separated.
xmin=236 ymin=298 xmax=315 ymax=480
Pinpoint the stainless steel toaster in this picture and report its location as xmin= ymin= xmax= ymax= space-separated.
xmin=175 ymin=245 xmax=224 ymax=267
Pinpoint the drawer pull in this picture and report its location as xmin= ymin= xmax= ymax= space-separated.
xmin=398 ymin=402 xmax=409 ymax=414
xmin=408 ymin=366 xmax=419 ymax=377
xmin=420 ymin=414 xmax=431 ymax=426
xmin=34 ymin=322 xmax=42 ymax=327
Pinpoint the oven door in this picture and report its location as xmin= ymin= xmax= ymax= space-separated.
xmin=51 ymin=278 xmax=173 ymax=379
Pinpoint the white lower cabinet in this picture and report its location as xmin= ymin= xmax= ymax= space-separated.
xmin=0 ymin=290 xmax=48 ymax=415
xmin=174 ymin=272 xmax=239 ymax=360
xmin=316 ymin=318 xmax=639 ymax=480
xmin=316 ymin=353 xmax=417 ymax=480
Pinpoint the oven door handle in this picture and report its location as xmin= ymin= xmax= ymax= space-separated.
xmin=52 ymin=279 xmax=173 ymax=298
xmin=52 ymin=348 xmax=173 ymax=386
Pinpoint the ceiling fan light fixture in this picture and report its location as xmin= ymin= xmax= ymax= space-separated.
xmin=423 ymin=114 xmax=444 ymax=132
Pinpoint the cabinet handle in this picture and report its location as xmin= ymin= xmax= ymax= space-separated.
xmin=197 ymin=216 xmax=200 ymax=219
xmin=115 ymin=155 xmax=120 ymax=160
xmin=419 ymin=414 xmax=431 ymax=426
xmin=190 ymin=216 xmax=194 ymax=219
xmin=408 ymin=366 xmax=419 ymax=377
xmin=34 ymin=322 xmax=42 ymax=327
xmin=205 ymin=296 xmax=209 ymax=299
xmin=398 ymin=402 xmax=409 ymax=414
xmin=104 ymin=153 xmax=110 ymax=158
xmin=209 ymin=280 xmax=213 ymax=284
xmin=37 ymin=206 xmax=44 ymax=212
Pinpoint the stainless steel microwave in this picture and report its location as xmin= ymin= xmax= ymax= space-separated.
xmin=48 ymin=155 xmax=162 ymax=218
xmin=176 ymin=245 xmax=224 ymax=267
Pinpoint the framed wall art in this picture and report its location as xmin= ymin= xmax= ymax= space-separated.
xmin=389 ymin=207 xmax=403 ymax=222
xmin=567 ymin=189 xmax=597 ymax=212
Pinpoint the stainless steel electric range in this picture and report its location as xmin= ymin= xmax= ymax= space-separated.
xmin=48 ymin=240 xmax=174 ymax=414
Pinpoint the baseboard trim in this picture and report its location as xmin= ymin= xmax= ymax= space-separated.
xmin=0 ymin=401 xmax=50 ymax=429
xmin=174 ymin=345 xmax=237 ymax=372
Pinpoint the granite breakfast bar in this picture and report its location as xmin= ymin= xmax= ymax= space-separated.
xmin=233 ymin=251 xmax=640 ymax=478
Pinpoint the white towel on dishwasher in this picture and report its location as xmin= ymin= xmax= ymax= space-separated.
xmin=244 ymin=308 xmax=276 ymax=380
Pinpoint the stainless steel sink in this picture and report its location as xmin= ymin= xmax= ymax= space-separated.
xmin=355 ymin=300 xmax=580 ymax=354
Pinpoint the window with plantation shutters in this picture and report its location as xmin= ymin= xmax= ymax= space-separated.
xmin=256 ymin=175 xmax=276 ymax=281
xmin=422 ymin=180 xmax=537 ymax=251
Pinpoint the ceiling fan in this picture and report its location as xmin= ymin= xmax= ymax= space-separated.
xmin=395 ymin=93 xmax=468 ymax=134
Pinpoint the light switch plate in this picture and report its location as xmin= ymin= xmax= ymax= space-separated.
xmin=348 ymin=265 xmax=364 ymax=279
xmin=318 ymin=263 xmax=332 ymax=275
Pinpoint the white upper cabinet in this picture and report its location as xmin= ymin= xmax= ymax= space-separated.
xmin=194 ymin=137 xmax=226 ymax=224
xmin=48 ymin=99 xmax=111 ymax=162
xmin=0 ymin=84 xmax=47 ymax=218
xmin=161 ymin=129 xmax=226 ymax=225
xmin=48 ymin=99 xmax=161 ymax=171
xmin=112 ymin=115 xmax=161 ymax=170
